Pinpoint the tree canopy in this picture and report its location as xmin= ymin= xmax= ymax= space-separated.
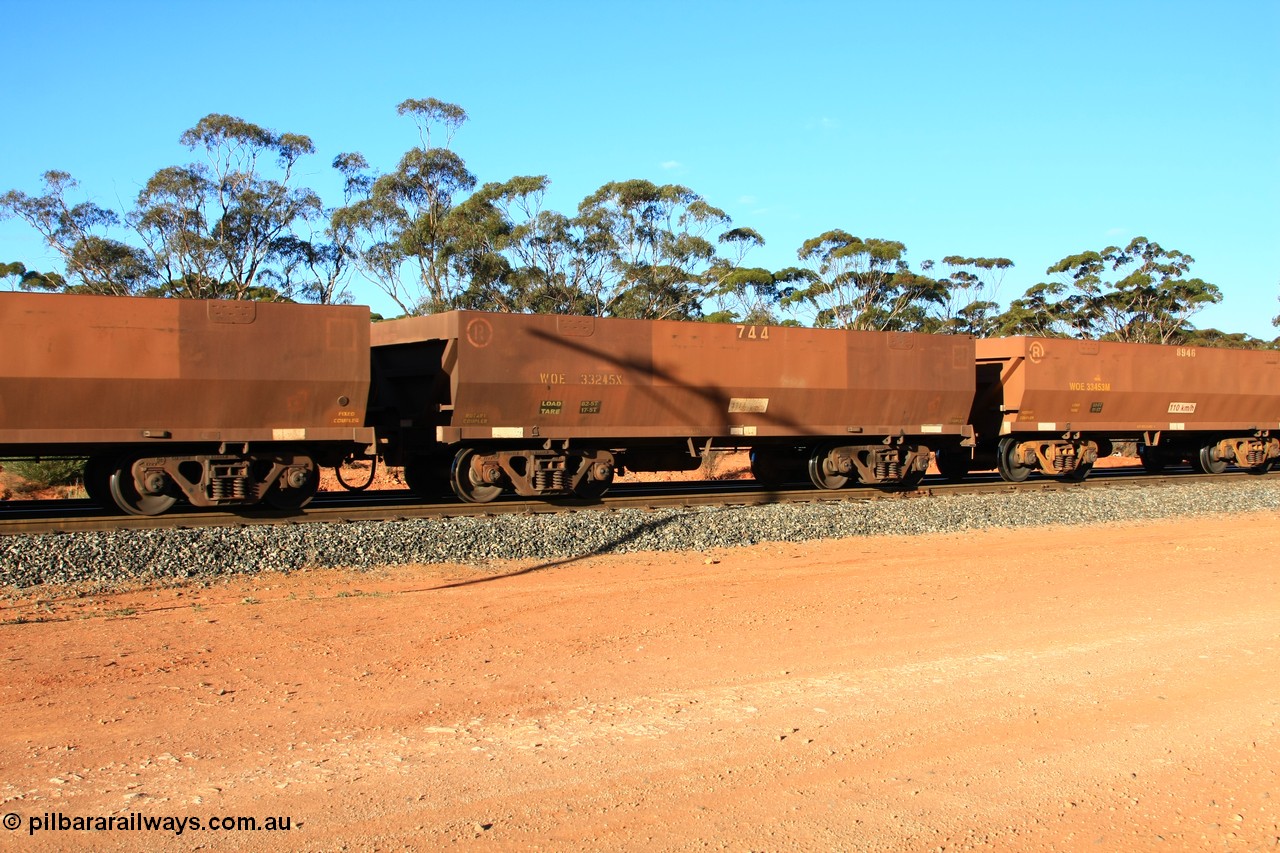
xmin=1 ymin=98 xmax=1269 ymax=348
xmin=996 ymin=238 xmax=1223 ymax=344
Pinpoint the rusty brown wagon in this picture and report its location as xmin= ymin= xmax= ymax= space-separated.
xmin=954 ymin=336 xmax=1280 ymax=482
xmin=369 ymin=312 xmax=976 ymax=502
xmin=0 ymin=292 xmax=375 ymax=514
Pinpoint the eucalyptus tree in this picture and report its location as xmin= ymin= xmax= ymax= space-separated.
xmin=449 ymin=175 xmax=603 ymax=315
xmin=0 ymin=171 xmax=155 ymax=295
xmin=273 ymin=235 xmax=354 ymax=305
xmin=991 ymin=282 xmax=1086 ymax=337
xmin=442 ymin=182 xmax=519 ymax=311
xmin=574 ymin=179 xmax=731 ymax=320
xmin=129 ymin=114 xmax=323 ymax=300
xmin=259 ymin=150 xmax=380 ymax=307
xmin=782 ymin=230 xmax=944 ymax=330
xmin=0 ymin=261 xmax=18 ymax=289
xmin=876 ymin=268 xmax=951 ymax=332
xmin=1041 ymin=237 xmax=1220 ymax=343
xmin=1 ymin=261 xmax=67 ymax=292
xmin=700 ymin=227 xmax=793 ymax=325
xmin=499 ymin=208 xmax=598 ymax=315
xmin=331 ymin=98 xmax=505 ymax=315
xmin=931 ymin=255 xmax=1014 ymax=336
xmin=1181 ymin=328 xmax=1272 ymax=349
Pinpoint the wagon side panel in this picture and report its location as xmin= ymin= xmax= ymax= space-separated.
xmin=0 ymin=293 xmax=373 ymax=451
xmin=976 ymin=336 xmax=1280 ymax=437
xmin=412 ymin=314 xmax=974 ymax=442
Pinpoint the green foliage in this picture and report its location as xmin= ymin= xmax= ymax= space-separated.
xmin=1180 ymin=328 xmax=1274 ymax=349
xmin=449 ymin=176 xmax=576 ymax=314
xmin=3 ymin=458 xmax=87 ymax=491
xmin=991 ymin=282 xmax=1082 ymax=337
xmin=331 ymin=100 xmax=488 ymax=315
xmin=1 ymin=114 xmax=339 ymax=303
xmin=574 ymin=179 xmax=730 ymax=320
xmin=131 ymin=115 xmax=325 ymax=301
xmin=999 ymin=237 xmax=1222 ymax=344
xmin=2 ymin=260 xmax=66 ymax=291
xmin=931 ymin=256 xmax=1013 ymax=336
xmin=397 ymin=98 xmax=468 ymax=146
xmin=0 ymin=172 xmax=152 ymax=295
xmin=0 ymin=95 xmax=1266 ymax=346
xmin=782 ymin=230 xmax=945 ymax=330
xmin=702 ymin=228 xmax=788 ymax=324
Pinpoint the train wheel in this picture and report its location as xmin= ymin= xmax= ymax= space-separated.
xmin=573 ymin=457 xmax=615 ymax=501
xmin=83 ymin=455 xmax=116 ymax=509
xmin=1138 ymin=446 xmax=1166 ymax=474
xmin=807 ymin=446 xmax=850 ymax=491
xmin=1247 ymin=460 xmax=1275 ymax=475
xmin=263 ymin=462 xmax=319 ymax=510
xmin=996 ymin=439 xmax=1033 ymax=483
xmin=899 ymin=467 xmax=927 ymax=489
xmin=573 ymin=480 xmax=610 ymax=501
xmin=450 ymin=449 xmax=503 ymax=503
xmin=108 ymin=457 xmax=178 ymax=516
xmin=1192 ymin=444 xmax=1227 ymax=475
xmin=574 ymin=474 xmax=612 ymax=502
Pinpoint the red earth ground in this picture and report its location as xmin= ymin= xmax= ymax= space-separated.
xmin=1 ymin=502 xmax=1277 ymax=851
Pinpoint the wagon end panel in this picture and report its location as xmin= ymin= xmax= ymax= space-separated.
xmin=367 ymin=312 xmax=461 ymax=465
xmin=173 ymin=299 xmax=374 ymax=444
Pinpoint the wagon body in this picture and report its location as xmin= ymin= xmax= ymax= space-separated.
xmin=975 ymin=337 xmax=1280 ymax=437
xmin=0 ymin=292 xmax=374 ymax=514
xmin=0 ymin=292 xmax=373 ymax=453
xmin=371 ymin=311 xmax=975 ymax=499
xmin=971 ymin=336 xmax=1280 ymax=479
xmin=373 ymin=312 xmax=974 ymax=441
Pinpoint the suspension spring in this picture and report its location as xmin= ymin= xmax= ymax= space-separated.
xmin=211 ymin=474 xmax=249 ymax=502
xmin=533 ymin=468 xmax=568 ymax=492
xmin=874 ymin=460 xmax=902 ymax=480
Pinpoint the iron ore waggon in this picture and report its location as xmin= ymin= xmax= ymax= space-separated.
xmin=3 ymin=291 xmax=1279 ymax=517
xmin=0 ymin=292 xmax=375 ymax=515
xmin=947 ymin=336 xmax=1280 ymax=481
xmin=367 ymin=311 xmax=976 ymax=501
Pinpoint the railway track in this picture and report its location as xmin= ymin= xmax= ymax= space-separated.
xmin=0 ymin=465 xmax=1268 ymax=537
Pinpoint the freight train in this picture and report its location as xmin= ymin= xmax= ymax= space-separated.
xmin=2 ymin=292 xmax=1277 ymax=515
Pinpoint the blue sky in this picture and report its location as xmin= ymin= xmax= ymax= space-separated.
xmin=3 ymin=0 xmax=1277 ymax=335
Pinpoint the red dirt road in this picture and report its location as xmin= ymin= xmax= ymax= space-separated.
xmin=2 ymin=513 xmax=1278 ymax=851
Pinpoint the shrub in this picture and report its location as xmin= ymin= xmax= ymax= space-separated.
xmin=1 ymin=458 xmax=87 ymax=493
